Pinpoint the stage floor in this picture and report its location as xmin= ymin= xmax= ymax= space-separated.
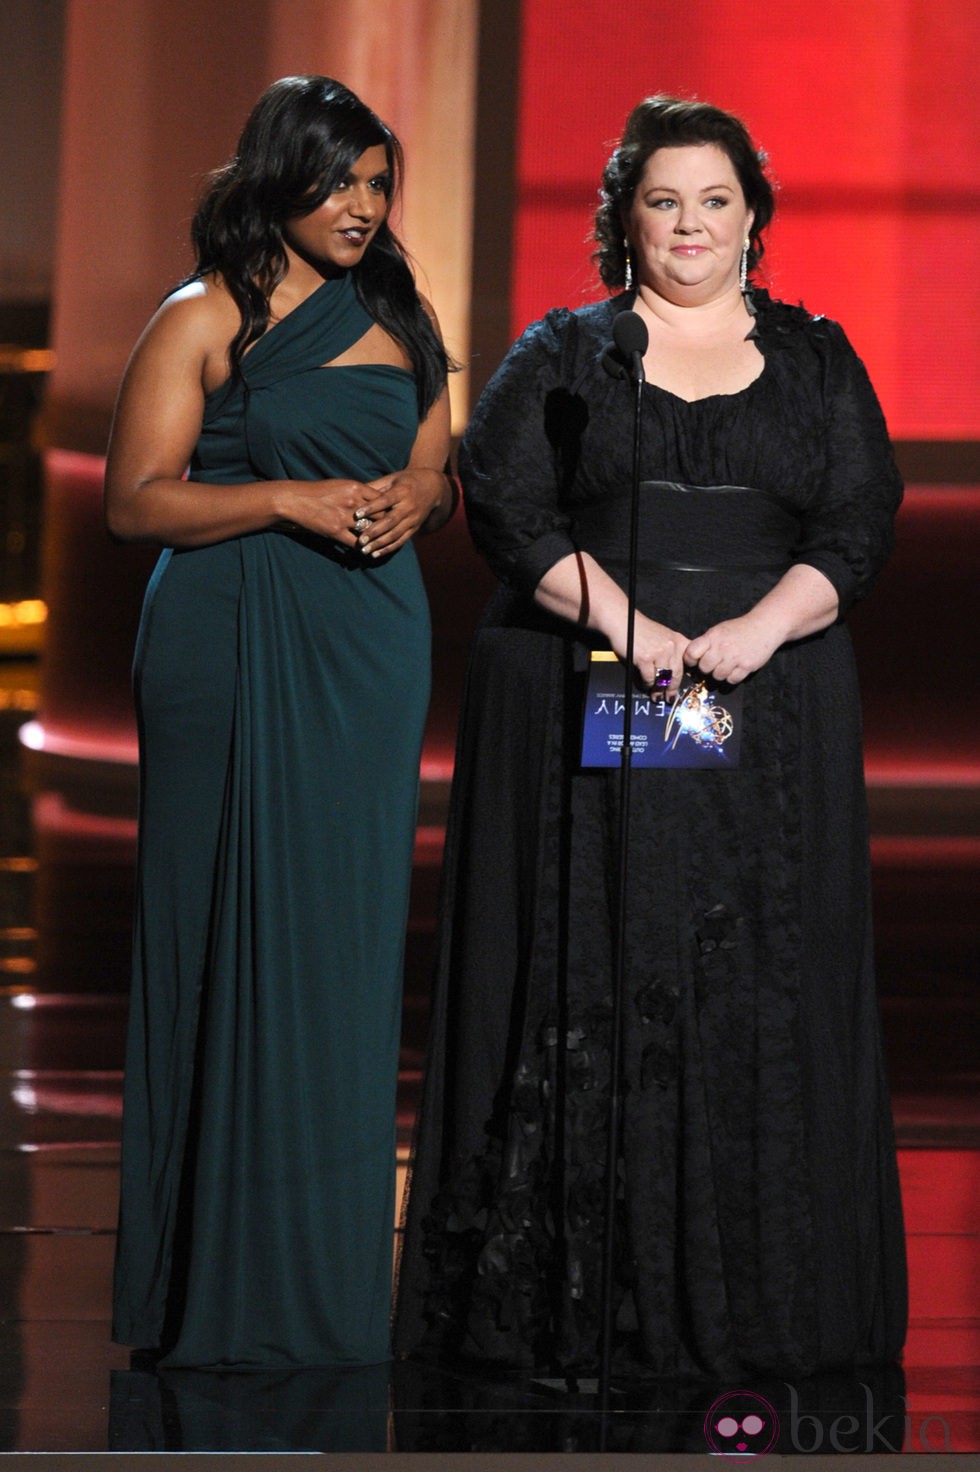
xmin=1 ymin=659 xmax=978 ymax=1457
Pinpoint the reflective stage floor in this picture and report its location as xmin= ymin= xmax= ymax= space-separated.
xmin=1 ymin=660 xmax=978 ymax=1459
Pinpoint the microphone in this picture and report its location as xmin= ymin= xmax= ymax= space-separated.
xmin=601 ymin=309 xmax=648 ymax=382
xmin=613 ymin=309 xmax=648 ymax=382
xmin=595 ymin=302 xmax=648 ymax=1393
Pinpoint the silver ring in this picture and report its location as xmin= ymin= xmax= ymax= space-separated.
xmin=653 ymin=668 xmax=673 ymax=689
xmin=353 ymin=516 xmax=371 ymax=534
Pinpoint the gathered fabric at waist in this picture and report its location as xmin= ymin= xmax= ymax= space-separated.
xmin=572 ymin=481 xmax=799 ymax=574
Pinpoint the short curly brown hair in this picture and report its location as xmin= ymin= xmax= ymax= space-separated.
xmin=594 ymin=95 xmax=775 ymax=291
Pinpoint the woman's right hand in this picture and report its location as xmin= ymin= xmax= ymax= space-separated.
xmin=277 ymin=478 xmax=388 ymax=548
xmin=607 ymin=610 xmax=689 ymax=699
xmin=534 ymin=552 xmax=689 ymax=696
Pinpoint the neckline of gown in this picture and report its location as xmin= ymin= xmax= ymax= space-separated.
xmin=243 ymin=271 xmax=363 ymax=369
xmin=204 ymin=273 xmax=374 ymax=403
xmin=641 ymin=351 xmax=768 ymax=409
xmin=616 ymin=283 xmax=777 ymax=409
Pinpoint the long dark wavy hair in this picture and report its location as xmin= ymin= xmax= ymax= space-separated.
xmin=594 ymin=95 xmax=776 ymax=292
xmin=188 ymin=75 xmax=451 ymax=414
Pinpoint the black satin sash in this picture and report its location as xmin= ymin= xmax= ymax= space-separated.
xmin=573 ymin=480 xmax=799 ymax=574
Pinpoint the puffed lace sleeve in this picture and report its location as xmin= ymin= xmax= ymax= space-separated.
xmin=458 ymin=310 xmax=580 ymax=594
xmin=793 ymin=319 xmax=903 ymax=613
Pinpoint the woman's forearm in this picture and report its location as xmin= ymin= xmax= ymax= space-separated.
xmin=684 ymin=563 xmax=840 ymax=684
xmin=104 ymin=473 xmax=294 ymax=546
xmin=534 ymin=551 xmax=628 ymax=637
xmin=745 ymin=562 xmax=839 ymax=644
xmin=535 ymin=551 xmax=690 ymax=695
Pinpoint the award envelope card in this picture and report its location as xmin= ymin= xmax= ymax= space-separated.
xmin=581 ymin=651 xmax=742 ymax=769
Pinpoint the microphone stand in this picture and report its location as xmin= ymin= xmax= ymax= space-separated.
xmin=597 ymin=314 xmax=646 ymax=1424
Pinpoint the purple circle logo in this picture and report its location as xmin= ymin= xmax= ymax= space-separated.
xmin=704 ymin=1389 xmax=780 ymax=1457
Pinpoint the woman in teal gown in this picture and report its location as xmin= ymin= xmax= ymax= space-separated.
xmin=105 ymin=77 xmax=454 ymax=1369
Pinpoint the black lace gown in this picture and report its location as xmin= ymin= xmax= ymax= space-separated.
xmin=394 ymin=291 xmax=908 ymax=1380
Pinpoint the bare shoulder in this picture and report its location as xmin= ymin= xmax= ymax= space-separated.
xmin=127 ymin=274 xmax=239 ymax=390
xmin=417 ymin=292 xmax=443 ymax=338
xmin=142 ymin=275 xmax=237 ymax=349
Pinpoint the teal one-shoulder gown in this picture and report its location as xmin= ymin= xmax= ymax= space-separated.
xmin=112 ymin=274 xmax=430 ymax=1368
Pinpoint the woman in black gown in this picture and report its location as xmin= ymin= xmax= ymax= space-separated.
xmin=395 ymin=95 xmax=907 ymax=1381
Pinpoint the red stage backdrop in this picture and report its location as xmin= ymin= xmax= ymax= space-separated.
xmin=511 ymin=0 xmax=979 ymax=440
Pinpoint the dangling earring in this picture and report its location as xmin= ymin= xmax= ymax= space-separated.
xmin=623 ymin=239 xmax=633 ymax=291
xmin=739 ymin=237 xmax=750 ymax=294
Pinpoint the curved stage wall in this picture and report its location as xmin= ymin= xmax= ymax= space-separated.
xmin=22 ymin=0 xmax=978 ymax=998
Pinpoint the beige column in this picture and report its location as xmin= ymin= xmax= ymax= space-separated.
xmin=26 ymin=0 xmax=478 ymax=989
xmin=268 ymin=0 xmax=478 ymax=422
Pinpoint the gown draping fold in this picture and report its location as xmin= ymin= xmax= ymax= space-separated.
xmin=394 ymin=291 xmax=907 ymax=1380
xmin=113 ymin=272 xmax=431 ymax=1369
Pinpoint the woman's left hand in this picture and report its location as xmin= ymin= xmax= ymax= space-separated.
xmin=684 ymin=613 xmax=782 ymax=685
xmin=685 ymin=566 xmax=841 ymax=683
xmin=355 ymin=467 xmax=451 ymax=557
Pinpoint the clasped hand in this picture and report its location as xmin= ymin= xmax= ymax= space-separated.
xmin=284 ymin=467 xmax=447 ymax=555
xmin=684 ymin=613 xmax=782 ymax=686
xmin=622 ymin=610 xmax=780 ymax=694
xmin=355 ymin=467 xmax=449 ymax=556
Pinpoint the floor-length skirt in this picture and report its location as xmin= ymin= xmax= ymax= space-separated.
xmin=395 ymin=559 xmax=907 ymax=1378
xmin=114 ymin=529 xmax=430 ymax=1368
